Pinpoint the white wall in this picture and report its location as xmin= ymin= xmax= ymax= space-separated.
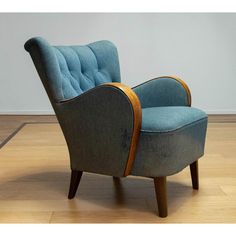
xmin=0 ymin=13 xmax=236 ymax=114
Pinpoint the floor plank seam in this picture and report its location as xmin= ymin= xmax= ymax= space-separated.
xmin=0 ymin=123 xmax=26 ymax=149
xmin=0 ymin=121 xmax=58 ymax=149
xmin=49 ymin=211 xmax=54 ymax=223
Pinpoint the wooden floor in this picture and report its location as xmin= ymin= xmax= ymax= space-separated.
xmin=0 ymin=115 xmax=57 ymax=147
xmin=0 ymin=117 xmax=236 ymax=223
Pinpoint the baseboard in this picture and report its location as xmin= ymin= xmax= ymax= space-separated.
xmin=0 ymin=110 xmax=236 ymax=115
xmin=206 ymin=110 xmax=236 ymax=114
xmin=208 ymin=114 xmax=236 ymax=123
xmin=0 ymin=110 xmax=55 ymax=115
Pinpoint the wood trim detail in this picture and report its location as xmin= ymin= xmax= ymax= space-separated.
xmin=154 ymin=176 xmax=168 ymax=217
xmin=105 ymin=83 xmax=142 ymax=176
xmin=68 ymin=170 xmax=83 ymax=199
xmin=190 ymin=160 xmax=199 ymax=190
xmin=157 ymin=76 xmax=192 ymax=106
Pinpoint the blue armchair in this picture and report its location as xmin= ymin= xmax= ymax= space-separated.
xmin=24 ymin=37 xmax=208 ymax=217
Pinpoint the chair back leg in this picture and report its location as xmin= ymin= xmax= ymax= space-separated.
xmin=68 ymin=170 xmax=83 ymax=199
xmin=190 ymin=161 xmax=199 ymax=189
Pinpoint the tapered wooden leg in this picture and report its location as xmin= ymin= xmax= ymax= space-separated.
xmin=113 ymin=176 xmax=120 ymax=180
xmin=190 ymin=161 xmax=199 ymax=190
xmin=68 ymin=170 xmax=83 ymax=199
xmin=154 ymin=176 xmax=168 ymax=217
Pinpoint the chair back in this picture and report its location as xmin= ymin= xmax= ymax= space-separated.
xmin=25 ymin=37 xmax=121 ymax=102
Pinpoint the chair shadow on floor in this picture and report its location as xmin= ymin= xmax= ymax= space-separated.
xmin=0 ymin=171 xmax=198 ymax=215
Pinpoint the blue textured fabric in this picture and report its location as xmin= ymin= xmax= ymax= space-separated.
xmin=25 ymin=37 xmax=208 ymax=179
xmin=141 ymin=106 xmax=207 ymax=132
xmin=132 ymin=116 xmax=208 ymax=177
xmin=57 ymin=85 xmax=135 ymax=177
xmin=24 ymin=37 xmax=121 ymax=101
xmin=131 ymin=106 xmax=208 ymax=177
xmin=133 ymin=77 xmax=189 ymax=108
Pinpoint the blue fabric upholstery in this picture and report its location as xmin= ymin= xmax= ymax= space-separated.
xmin=25 ymin=37 xmax=208 ymax=179
xmin=132 ymin=109 xmax=208 ymax=177
xmin=133 ymin=77 xmax=189 ymax=108
xmin=56 ymin=85 xmax=136 ymax=177
xmin=132 ymin=118 xmax=207 ymax=177
xmin=141 ymin=106 xmax=206 ymax=132
xmin=24 ymin=37 xmax=120 ymax=101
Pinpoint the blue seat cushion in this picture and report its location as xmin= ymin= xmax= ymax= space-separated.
xmin=131 ymin=106 xmax=208 ymax=177
xmin=141 ymin=106 xmax=207 ymax=133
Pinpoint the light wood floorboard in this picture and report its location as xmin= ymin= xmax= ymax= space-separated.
xmin=0 ymin=121 xmax=235 ymax=223
xmin=0 ymin=115 xmax=57 ymax=147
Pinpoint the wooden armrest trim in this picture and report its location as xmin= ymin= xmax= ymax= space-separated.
xmin=105 ymin=82 xmax=142 ymax=176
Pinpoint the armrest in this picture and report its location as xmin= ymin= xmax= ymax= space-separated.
xmin=55 ymin=83 xmax=142 ymax=177
xmin=132 ymin=76 xmax=191 ymax=108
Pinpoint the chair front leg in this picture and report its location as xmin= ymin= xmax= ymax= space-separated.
xmin=154 ymin=176 xmax=168 ymax=217
xmin=190 ymin=161 xmax=199 ymax=189
xmin=68 ymin=170 xmax=83 ymax=199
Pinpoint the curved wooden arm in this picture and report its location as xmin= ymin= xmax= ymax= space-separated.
xmin=157 ymin=76 xmax=192 ymax=106
xmin=105 ymin=83 xmax=142 ymax=176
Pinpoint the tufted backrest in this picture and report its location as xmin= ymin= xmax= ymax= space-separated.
xmin=24 ymin=37 xmax=121 ymax=102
